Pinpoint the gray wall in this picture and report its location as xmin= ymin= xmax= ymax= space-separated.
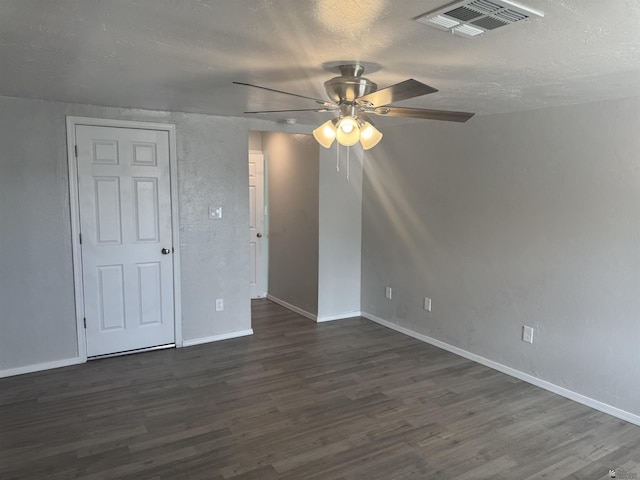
xmin=317 ymin=146 xmax=363 ymax=320
xmin=0 ymin=95 xmax=309 ymax=373
xmin=0 ymin=98 xmax=79 ymax=368
xmin=361 ymin=96 xmax=640 ymax=417
xmin=264 ymin=132 xmax=319 ymax=315
xmin=248 ymin=130 xmax=262 ymax=151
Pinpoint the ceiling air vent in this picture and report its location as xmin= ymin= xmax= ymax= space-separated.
xmin=415 ymin=0 xmax=543 ymax=38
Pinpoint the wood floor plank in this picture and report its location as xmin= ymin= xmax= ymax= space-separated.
xmin=1 ymin=298 xmax=639 ymax=479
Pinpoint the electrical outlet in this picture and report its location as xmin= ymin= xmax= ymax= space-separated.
xmin=385 ymin=286 xmax=392 ymax=300
xmin=215 ymin=298 xmax=224 ymax=312
xmin=522 ymin=325 xmax=534 ymax=344
xmin=423 ymin=297 xmax=432 ymax=312
xmin=209 ymin=206 xmax=223 ymax=219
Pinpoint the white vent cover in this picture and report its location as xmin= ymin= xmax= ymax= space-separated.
xmin=415 ymin=0 xmax=543 ymax=38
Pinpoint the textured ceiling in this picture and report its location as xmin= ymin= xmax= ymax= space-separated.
xmin=1 ymin=0 xmax=639 ymax=125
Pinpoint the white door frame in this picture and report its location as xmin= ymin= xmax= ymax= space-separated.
xmin=66 ymin=116 xmax=183 ymax=362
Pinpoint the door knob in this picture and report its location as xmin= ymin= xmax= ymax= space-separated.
xmin=256 ymin=233 xmax=263 ymax=238
xmin=161 ymin=248 xmax=171 ymax=255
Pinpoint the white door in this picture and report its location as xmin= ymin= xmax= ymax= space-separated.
xmin=76 ymin=125 xmax=175 ymax=357
xmin=249 ymin=152 xmax=265 ymax=298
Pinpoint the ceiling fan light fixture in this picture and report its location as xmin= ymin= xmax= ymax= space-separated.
xmin=359 ymin=122 xmax=383 ymax=150
xmin=338 ymin=116 xmax=358 ymax=133
xmin=335 ymin=116 xmax=361 ymax=146
xmin=313 ymin=119 xmax=337 ymax=148
xmin=236 ymin=62 xmax=475 ymax=153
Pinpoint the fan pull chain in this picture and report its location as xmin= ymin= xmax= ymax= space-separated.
xmin=346 ymin=146 xmax=350 ymax=180
xmin=336 ymin=144 xmax=340 ymax=172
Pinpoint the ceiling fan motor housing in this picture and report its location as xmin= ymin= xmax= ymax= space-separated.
xmin=324 ymin=64 xmax=377 ymax=104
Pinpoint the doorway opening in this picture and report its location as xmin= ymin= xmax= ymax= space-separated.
xmin=248 ymin=131 xmax=320 ymax=318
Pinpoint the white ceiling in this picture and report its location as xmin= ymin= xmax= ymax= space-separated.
xmin=1 ymin=0 xmax=639 ymax=125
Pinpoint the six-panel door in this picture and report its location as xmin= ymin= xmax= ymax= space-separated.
xmin=76 ymin=125 xmax=175 ymax=357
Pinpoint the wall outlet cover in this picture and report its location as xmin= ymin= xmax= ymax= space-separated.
xmin=423 ymin=297 xmax=432 ymax=312
xmin=215 ymin=298 xmax=224 ymax=312
xmin=385 ymin=286 xmax=392 ymax=300
xmin=522 ymin=325 xmax=534 ymax=344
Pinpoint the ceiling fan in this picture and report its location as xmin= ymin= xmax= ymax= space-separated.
xmin=234 ymin=63 xmax=475 ymax=150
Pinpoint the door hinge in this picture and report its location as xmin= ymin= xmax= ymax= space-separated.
xmin=83 ymin=317 xmax=87 ymax=329
xmin=79 ymin=233 xmax=82 ymax=244
xmin=74 ymin=145 xmax=78 ymax=157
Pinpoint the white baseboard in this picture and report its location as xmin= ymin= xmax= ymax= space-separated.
xmin=362 ymin=312 xmax=640 ymax=428
xmin=0 ymin=357 xmax=83 ymax=378
xmin=317 ymin=311 xmax=362 ymax=322
xmin=182 ymin=329 xmax=254 ymax=347
xmin=267 ymin=295 xmax=317 ymax=321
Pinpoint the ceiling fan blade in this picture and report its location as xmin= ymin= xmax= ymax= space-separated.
xmin=244 ymin=108 xmax=337 ymax=114
xmin=357 ymin=79 xmax=438 ymax=107
xmin=233 ymin=81 xmax=335 ymax=107
xmin=372 ymin=106 xmax=475 ymax=123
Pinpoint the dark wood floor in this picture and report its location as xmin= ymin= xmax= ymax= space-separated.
xmin=1 ymin=299 xmax=639 ymax=479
